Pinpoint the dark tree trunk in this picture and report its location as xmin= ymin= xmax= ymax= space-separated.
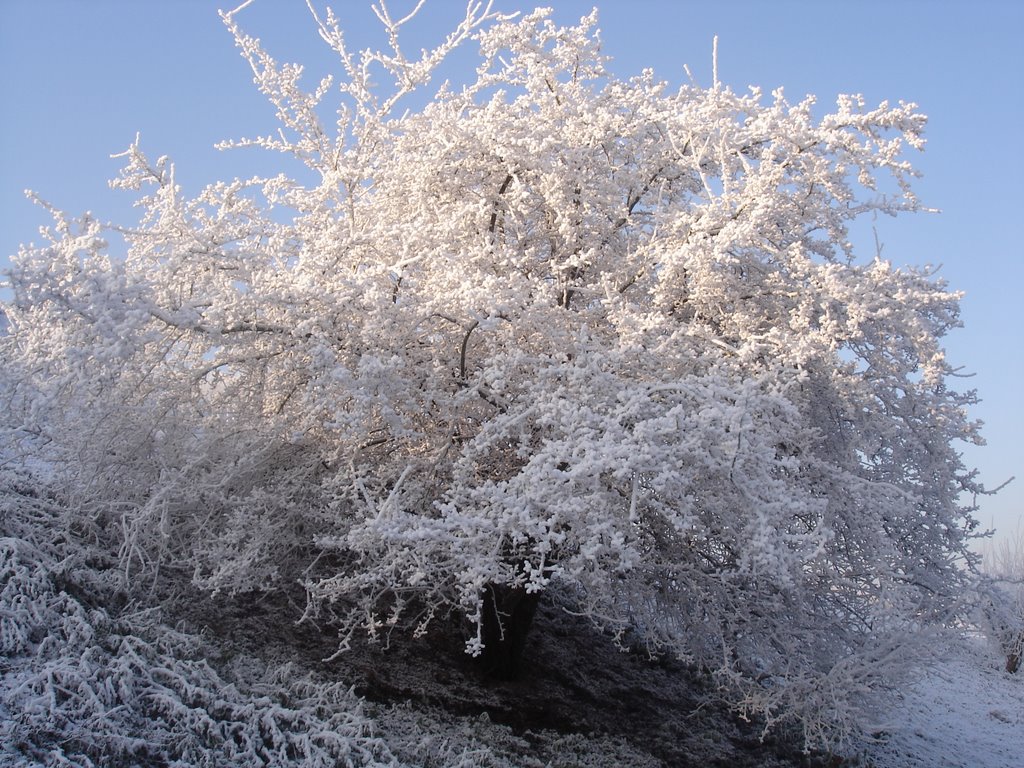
xmin=477 ymin=583 xmax=540 ymax=680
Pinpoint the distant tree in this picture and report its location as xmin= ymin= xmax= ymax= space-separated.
xmin=0 ymin=1 xmax=987 ymax=748
xmin=978 ymin=525 xmax=1024 ymax=673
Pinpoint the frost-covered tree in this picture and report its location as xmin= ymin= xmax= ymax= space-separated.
xmin=978 ymin=526 xmax=1024 ymax=673
xmin=0 ymin=1 xmax=986 ymax=747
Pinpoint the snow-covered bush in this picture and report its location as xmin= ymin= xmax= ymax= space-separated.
xmin=978 ymin=525 xmax=1024 ymax=673
xmin=0 ymin=477 xmax=396 ymax=768
xmin=0 ymin=1 xmax=987 ymax=749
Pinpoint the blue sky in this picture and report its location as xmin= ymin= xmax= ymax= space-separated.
xmin=1 ymin=0 xmax=1021 ymax=543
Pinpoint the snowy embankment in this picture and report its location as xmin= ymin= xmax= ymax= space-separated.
xmin=3 ymin=474 xmax=1021 ymax=767
xmin=861 ymin=638 xmax=1023 ymax=768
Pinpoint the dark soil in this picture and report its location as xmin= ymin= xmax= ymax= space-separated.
xmin=181 ymin=587 xmax=849 ymax=768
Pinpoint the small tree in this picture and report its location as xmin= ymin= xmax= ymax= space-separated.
xmin=979 ymin=524 xmax=1024 ymax=673
xmin=1 ymin=1 xmax=986 ymax=748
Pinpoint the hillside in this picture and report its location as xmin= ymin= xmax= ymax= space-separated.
xmin=3 ymin=476 xmax=1021 ymax=767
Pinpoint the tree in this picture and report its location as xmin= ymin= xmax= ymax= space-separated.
xmin=978 ymin=525 xmax=1024 ymax=673
xmin=0 ymin=1 xmax=986 ymax=748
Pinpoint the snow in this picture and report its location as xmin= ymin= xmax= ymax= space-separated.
xmin=3 ymin=475 xmax=1023 ymax=766
xmin=864 ymin=638 xmax=1023 ymax=768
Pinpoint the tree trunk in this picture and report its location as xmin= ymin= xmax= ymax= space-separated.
xmin=1007 ymin=634 xmax=1021 ymax=674
xmin=477 ymin=583 xmax=540 ymax=680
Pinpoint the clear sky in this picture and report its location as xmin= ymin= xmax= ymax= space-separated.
xmin=1 ymin=0 xmax=1021 ymax=544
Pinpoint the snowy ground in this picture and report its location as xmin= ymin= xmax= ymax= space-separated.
xmin=4 ymin=481 xmax=1022 ymax=767
xmin=862 ymin=637 xmax=1022 ymax=768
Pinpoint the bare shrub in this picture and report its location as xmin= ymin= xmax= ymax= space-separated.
xmin=978 ymin=522 xmax=1024 ymax=673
